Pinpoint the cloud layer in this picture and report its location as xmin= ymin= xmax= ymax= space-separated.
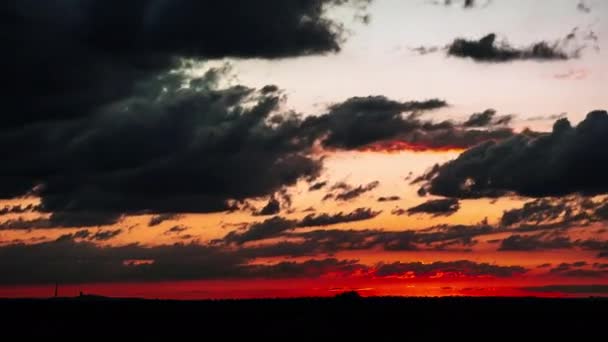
xmin=418 ymin=111 xmax=608 ymax=198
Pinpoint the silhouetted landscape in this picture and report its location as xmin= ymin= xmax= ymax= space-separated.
xmin=3 ymin=293 xmax=606 ymax=337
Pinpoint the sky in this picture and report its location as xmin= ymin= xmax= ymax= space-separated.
xmin=2 ymin=0 xmax=608 ymax=299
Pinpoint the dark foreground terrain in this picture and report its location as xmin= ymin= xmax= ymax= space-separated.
xmin=2 ymin=295 xmax=606 ymax=338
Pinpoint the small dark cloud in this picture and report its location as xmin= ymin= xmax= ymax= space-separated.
xmin=334 ymin=181 xmax=380 ymax=201
xmin=298 ymin=208 xmax=381 ymax=227
xmin=526 ymin=113 xmax=567 ymax=122
xmin=164 ymin=226 xmax=189 ymax=236
xmin=56 ymin=230 xmax=92 ymax=242
xmin=91 ymin=229 xmax=123 ymax=241
xmin=0 ymin=204 xmax=40 ymax=216
xmin=391 ymin=208 xmax=408 ymax=216
xmin=222 ymin=216 xmax=297 ymax=245
xmin=57 ymin=228 xmax=123 ymax=242
xmin=309 ymin=181 xmax=328 ymax=191
xmin=406 ymin=198 xmax=460 ymax=216
xmin=148 ymin=213 xmax=182 ymax=227
xmin=254 ymin=197 xmax=281 ymax=216
xmin=433 ymin=0 xmax=489 ymax=9
xmin=378 ymin=196 xmax=401 ymax=202
xmin=463 ymin=109 xmax=513 ymax=127
xmin=537 ymin=263 xmax=552 ymax=269
xmin=322 ymin=194 xmax=335 ymax=202
xmin=447 ymin=33 xmax=579 ymax=62
xmin=554 ymin=68 xmax=589 ymax=80
xmin=577 ymin=1 xmax=591 ymax=13
xmin=410 ymin=46 xmax=441 ymax=55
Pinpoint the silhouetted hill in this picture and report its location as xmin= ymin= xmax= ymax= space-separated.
xmin=1 ymin=296 xmax=606 ymax=338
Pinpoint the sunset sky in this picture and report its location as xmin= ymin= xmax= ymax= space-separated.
xmin=2 ymin=0 xmax=608 ymax=299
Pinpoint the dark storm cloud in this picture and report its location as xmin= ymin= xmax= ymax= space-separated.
xmin=406 ymin=198 xmax=460 ymax=216
xmin=463 ymin=109 xmax=496 ymax=127
xmin=417 ymin=111 xmax=608 ymax=198
xmin=148 ymin=213 xmax=182 ymax=227
xmin=463 ymin=109 xmax=513 ymax=127
xmin=375 ymin=260 xmax=526 ymax=278
xmin=378 ymin=196 xmax=401 ymax=202
xmin=5 ymin=0 xmax=370 ymax=129
xmin=2 ymin=70 xmax=497 ymax=222
xmin=410 ymin=46 xmax=441 ymax=56
xmin=5 ymin=71 xmax=324 ymax=216
xmin=447 ymin=33 xmax=579 ymax=62
xmin=1 ymin=0 xmax=376 ymax=219
xmin=523 ymin=285 xmax=608 ymax=294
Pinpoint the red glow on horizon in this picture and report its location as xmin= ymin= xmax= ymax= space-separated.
xmin=1 ymin=278 xmax=601 ymax=300
xmin=358 ymin=140 xmax=466 ymax=154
